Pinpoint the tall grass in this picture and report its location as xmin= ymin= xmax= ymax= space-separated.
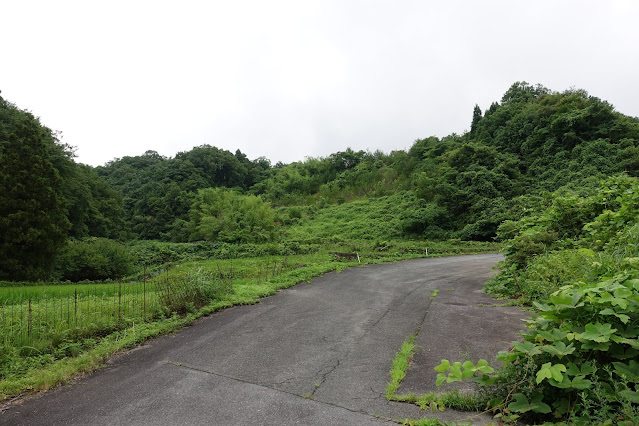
xmin=0 ymin=264 xmax=239 ymax=364
xmin=0 ymin=281 xmax=163 ymax=357
xmin=0 ymin=282 xmax=149 ymax=305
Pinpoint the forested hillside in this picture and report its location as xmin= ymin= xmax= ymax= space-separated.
xmin=2 ymin=82 xmax=638 ymax=281
xmin=97 ymin=82 xmax=639 ymax=242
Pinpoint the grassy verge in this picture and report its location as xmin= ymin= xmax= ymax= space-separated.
xmin=1 ymin=241 xmax=499 ymax=402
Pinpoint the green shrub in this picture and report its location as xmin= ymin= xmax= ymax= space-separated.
xmin=188 ymin=188 xmax=276 ymax=243
xmin=438 ymin=266 xmax=639 ymax=424
xmin=470 ymin=175 xmax=639 ymax=423
xmin=512 ymin=249 xmax=594 ymax=301
xmin=55 ymin=238 xmax=132 ymax=281
xmin=153 ymin=268 xmax=234 ymax=314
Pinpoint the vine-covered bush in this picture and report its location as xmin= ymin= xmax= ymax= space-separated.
xmin=437 ymin=175 xmax=639 ymax=424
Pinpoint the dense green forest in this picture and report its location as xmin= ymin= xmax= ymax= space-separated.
xmin=1 ymin=81 xmax=638 ymax=281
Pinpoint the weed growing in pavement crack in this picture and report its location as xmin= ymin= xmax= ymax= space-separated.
xmin=385 ymin=332 xmax=487 ymax=424
xmin=385 ymin=334 xmax=416 ymax=399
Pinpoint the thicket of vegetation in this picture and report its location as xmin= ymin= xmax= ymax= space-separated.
xmin=433 ymin=175 xmax=639 ymax=424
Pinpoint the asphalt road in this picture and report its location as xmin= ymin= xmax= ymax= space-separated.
xmin=0 ymin=254 xmax=527 ymax=425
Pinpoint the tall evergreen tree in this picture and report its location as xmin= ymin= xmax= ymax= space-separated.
xmin=0 ymin=97 xmax=70 ymax=280
xmin=470 ymin=104 xmax=482 ymax=138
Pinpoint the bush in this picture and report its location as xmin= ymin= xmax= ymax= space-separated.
xmin=153 ymin=267 xmax=234 ymax=314
xmin=463 ymin=175 xmax=639 ymax=423
xmin=55 ymin=238 xmax=133 ymax=281
xmin=493 ymin=269 xmax=639 ymax=424
xmin=439 ymin=259 xmax=639 ymax=424
xmin=510 ymin=249 xmax=594 ymax=301
xmin=188 ymin=188 xmax=276 ymax=243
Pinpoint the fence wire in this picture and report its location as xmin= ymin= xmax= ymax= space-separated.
xmin=0 ymin=280 xmax=163 ymax=348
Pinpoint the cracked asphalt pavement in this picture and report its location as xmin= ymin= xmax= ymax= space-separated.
xmin=0 ymin=254 xmax=527 ymax=425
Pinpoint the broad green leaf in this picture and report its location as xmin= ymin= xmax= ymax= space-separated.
xmin=540 ymin=341 xmax=575 ymax=358
xmin=458 ymin=359 xmax=495 ymax=379
xmin=579 ymin=322 xmax=617 ymax=343
xmin=476 ymin=359 xmax=494 ymax=374
xmin=535 ymin=329 xmax=567 ymax=342
xmin=566 ymin=362 xmax=580 ymax=376
xmin=435 ymin=373 xmax=447 ymax=387
xmin=613 ymin=287 xmax=633 ymax=299
xmin=461 ymin=362 xmax=475 ymax=379
xmin=449 ymin=362 xmax=462 ymax=379
xmin=434 ymin=359 xmax=450 ymax=373
xmin=496 ymin=350 xmax=517 ymax=363
xmin=615 ymin=313 xmax=630 ymax=324
xmin=507 ymin=393 xmax=551 ymax=414
xmin=568 ymin=376 xmax=593 ymax=390
xmin=513 ymin=341 xmax=542 ymax=356
xmin=566 ymin=361 xmax=595 ymax=376
xmin=613 ymin=360 xmax=639 ymax=382
xmin=536 ymin=362 xmax=566 ymax=384
xmin=609 ymin=345 xmax=639 ymax=360
xmin=618 ymin=325 xmax=639 ymax=338
xmin=619 ymin=389 xmax=639 ymax=403
xmin=533 ymin=302 xmax=552 ymax=311
xmin=613 ymin=337 xmax=639 ymax=349
xmin=473 ymin=374 xmax=497 ymax=386
xmin=623 ymin=278 xmax=639 ymax=290
xmin=597 ymin=292 xmax=629 ymax=309
xmin=600 ymin=308 xmax=631 ymax=324
xmin=580 ymin=340 xmax=611 ymax=351
xmin=550 ymin=376 xmax=592 ymax=390
xmin=550 ymin=293 xmax=581 ymax=308
xmin=462 ymin=360 xmax=475 ymax=370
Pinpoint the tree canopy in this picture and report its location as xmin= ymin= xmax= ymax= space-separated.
xmin=0 ymin=96 xmax=124 ymax=280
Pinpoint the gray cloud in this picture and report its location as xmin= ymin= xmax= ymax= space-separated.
xmin=2 ymin=0 xmax=637 ymax=166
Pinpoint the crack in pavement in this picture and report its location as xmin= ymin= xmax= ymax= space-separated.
xmin=309 ymin=359 xmax=341 ymax=397
xmin=370 ymin=308 xmax=391 ymax=328
xmin=370 ymin=279 xmax=435 ymax=330
xmin=166 ymin=361 xmax=394 ymax=423
xmin=269 ymin=376 xmax=298 ymax=387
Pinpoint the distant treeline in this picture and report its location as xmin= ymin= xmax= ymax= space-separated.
xmin=1 ymin=82 xmax=638 ymax=280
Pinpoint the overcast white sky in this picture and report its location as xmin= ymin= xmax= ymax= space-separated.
xmin=2 ymin=0 xmax=638 ymax=166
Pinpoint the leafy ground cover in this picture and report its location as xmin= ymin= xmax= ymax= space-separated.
xmin=284 ymin=191 xmax=424 ymax=241
xmin=433 ymin=176 xmax=639 ymax=424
